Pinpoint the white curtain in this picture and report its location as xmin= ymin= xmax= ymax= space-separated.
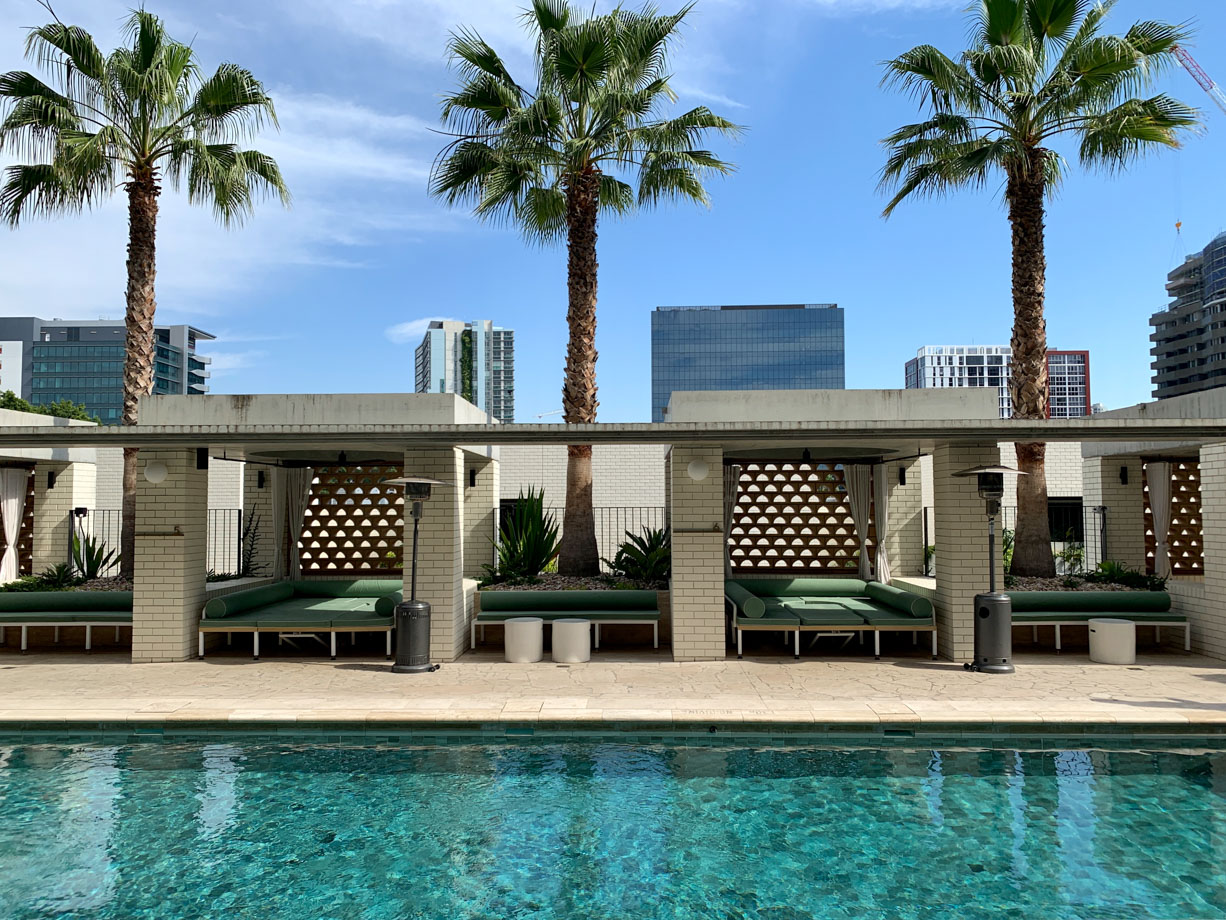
xmin=0 ymin=468 xmax=26 ymax=584
xmin=873 ymin=464 xmax=892 ymax=585
xmin=270 ymin=467 xmax=287 ymax=579
xmin=723 ymin=464 xmax=741 ymax=576
xmin=1149 ymin=461 xmax=1173 ymax=578
xmin=285 ymin=467 xmax=314 ymax=579
xmin=845 ymin=464 xmax=873 ymax=580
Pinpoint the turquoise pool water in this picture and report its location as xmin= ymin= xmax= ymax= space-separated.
xmin=2 ymin=739 xmax=1226 ymax=919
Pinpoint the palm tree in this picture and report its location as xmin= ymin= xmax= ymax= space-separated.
xmin=0 ymin=8 xmax=290 ymax=578
xmin=880 ymin=0 xmax=1196 ymax=577
xmin=431 ymin=0 xmax=739 ymax=574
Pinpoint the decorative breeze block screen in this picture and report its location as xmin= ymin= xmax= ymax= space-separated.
xmin=727 ymin=461 xmax=874 ymax=575
xmin=300 ymin=464 xmax=404 ymax=574
xmin=1144 ymin=461 xmax=1203 ymax=576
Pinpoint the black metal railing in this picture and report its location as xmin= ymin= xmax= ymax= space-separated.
xmin=77 ymin=508 xmax=242 ymax=577
xmin=922 ymin=503 xmax=1108 ymax=576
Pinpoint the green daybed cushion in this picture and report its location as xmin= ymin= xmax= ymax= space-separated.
xmin=288 ymin=579 xmax=403 ymax=598
xmin=735 ymin=614 xmax=800 ymax=627
xmin=866 ymin=582 xmax=934 ymax=618
xmin=0 ymin=590 xmax=133 ymax=613
xmin=787 ymin=602 xmax=866 ymax=627
xmin=478 ymin=590 xmax=659 ymax=612
xmin=0 ymin=610 xmax=131 ymax=623
xmin=475 ymin=610 xmax=659 ymax=622
xmin=724 ymin=581 xmax=766 ymax=618
xmin=1007 ymin=591 xmax=1171 ymax=614
xmin=329 ymin=611 xmax=394 ymax=628
xmin=1011 ymin=611 xmax=1186 ymax=623
xmin=857 ymin=608 xmax=933 ymax=627
xmin=373 ymin=591 xmax=403 ymax=615
xmin=731 ymin=578 xmax=868 ymax=598
xmin=202 ymin=583 xmax=293 ymax=619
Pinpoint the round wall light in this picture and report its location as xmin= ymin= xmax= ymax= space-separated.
xmin=144 ymin=460 xmax=168 ymax=484
xmin=686 ymin=459 xmax=710 ymax=481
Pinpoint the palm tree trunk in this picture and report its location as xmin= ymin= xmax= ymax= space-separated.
xmin=1006 ymin=151 xmax=1055 ymax=578
xmin=558 ymin=167 xmax=601 ymax=575
xmin=120 ymin=173 xmax=160 ymax=580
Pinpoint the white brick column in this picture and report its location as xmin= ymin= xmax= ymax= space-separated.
xmin=132 ymin=449 xmax=208 ymax=662
xmin=1188 ymin=444 xmax=1226 ymax=658
xmin=1081 ymin=456 xmax=1146 ymax=570
xmin=240 ymin=465 xmax=277 ymax=577
xmin=668 ymin=446 xmax=726 ymax=661
xmin=31 ymin=461 xmax=76 ymax=572
xmin=462 ymin=453 xmax=497 ymax=579
xmin=932 ymin=443 xmax=1003 ymax=662
xmin=883 ymin=459 xmax=923 ymax=579
xmin=403 ymin=447 xmax=466 ymax=662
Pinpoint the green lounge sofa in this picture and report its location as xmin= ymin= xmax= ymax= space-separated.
xmin=473 ymin=590 xmax=661 ymax=650
xmin=1006 ymin=590 xmax=1187 ymax=651
xmin=199 ymin=579 xmax=402 ymax=660
xmin=724 ymin=578 xmax=936 ymax=660
xmin=0 ymin=591 xmax=133 ymax=652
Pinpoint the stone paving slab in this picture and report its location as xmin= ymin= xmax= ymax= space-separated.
xmin=2 ymin=650 xmax=1226 ymax=731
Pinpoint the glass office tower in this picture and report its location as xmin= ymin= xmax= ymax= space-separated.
xmin=650 ymin=304 xmax=845 ymax=422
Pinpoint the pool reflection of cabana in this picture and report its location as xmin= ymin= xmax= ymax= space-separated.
xmin=1 ymin=388 xmax=1225 ymax=664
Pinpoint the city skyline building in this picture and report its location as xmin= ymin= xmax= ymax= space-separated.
xmin=1151 ymin=232 xmax=1226 ymax=399
xmin=413 ymin=319 xmax=515 ymax=423
xmin=0 ymin=316 xmax=212 ymax=423
xmin=904 ymin=345 xmax=1091 ymax=419
xmin=650 ymin=304 xmax=845 ymax=423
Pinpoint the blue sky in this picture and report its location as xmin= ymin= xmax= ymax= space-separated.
xmin=0 ymin=0 xmax=1223 ymax=421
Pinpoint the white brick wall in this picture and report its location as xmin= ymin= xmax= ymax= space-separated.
xmin=95 ymin=448 xmax=243 ymax=511
xmin=31 ymin=461 xmax=81 ymax=571
xmin=404 ymin=448 xmax=468 ymax=662
xmin=1081 ymin=456 xmax=1146 ymax=569
xmin=463 ymin=456 xmax=497 ymax=578
xmin=132 ymin=449 xmax=208 ymax=662
xmin=668 ymin=447 xmax=727 ymax=661
xmin=932 ymin=443 xmax=1004 ymax=662
xmin=884 ymin=459 xmax=924 ymax=578
xmin=499 ymin=443 xmax=668 ymax=507
xmin=920 ymin=441 xmax=1086 ymax=509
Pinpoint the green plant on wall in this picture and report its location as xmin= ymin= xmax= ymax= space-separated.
xmin=460 ymin=328 xmax=474 ymax=404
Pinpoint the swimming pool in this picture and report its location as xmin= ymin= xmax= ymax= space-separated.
xmin=2 ymin=737 xmax=1225 ymax=919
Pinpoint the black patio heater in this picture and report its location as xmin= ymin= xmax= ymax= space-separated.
xmin=382 ymin=476 xmax=451 ymax=674
xmin=954 ymin=465 xmax=1025 ymax=675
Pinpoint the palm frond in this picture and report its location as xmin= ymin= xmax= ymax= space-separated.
xmin=184 ymin=62 xmax=277 ymax=144
xmin=1078 ymin=94 xmax=1199 ymax=169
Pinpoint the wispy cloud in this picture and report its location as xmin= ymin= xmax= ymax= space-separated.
xmin=385 ymin=317 xmax=459 ymax=345
xmin=672 ymin=83 xmax=748 ymax=110
xmin=208 ymin=350 xmax=266 ymax=375
xmin=796 ymin=0 xmax=961 ymax=11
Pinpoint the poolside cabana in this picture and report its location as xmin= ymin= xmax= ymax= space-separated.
xmin=2 ymin=389 xmax=1226 ymax=664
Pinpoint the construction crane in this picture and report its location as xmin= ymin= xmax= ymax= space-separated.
xmin=1174 ymin=45 xmax=1226 ymax=117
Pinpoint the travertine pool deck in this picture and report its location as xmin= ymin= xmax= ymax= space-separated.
xmin=4 ymin=649 xmax=1226 ymax=732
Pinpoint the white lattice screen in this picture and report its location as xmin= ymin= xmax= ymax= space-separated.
xmin=727 ymin=461 xmax=874 ymax=575
xmin=299 ymin=464 xmax=404 ymax=574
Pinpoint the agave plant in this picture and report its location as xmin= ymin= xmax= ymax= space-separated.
xmin=603 ymin=526 xmax=671 ymax=586
xmin=73 ymin=533 xmax=119 ymax=579
xmin=486 ymin=488 xmax=562 ymax=584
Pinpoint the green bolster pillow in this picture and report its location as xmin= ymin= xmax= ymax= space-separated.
xmin=374 ymin=591 xmax=404 ymax=615
xmin=203 ymin=582 xmax=293 ymax=619
xmin=724 ymin=581 xmax=766 ymax=619
xmin=1007 ymin=590 xmax=1170 ymax=614
xmin=0 ymin=591 xmax=133 ymax=612
xmin=866 ymin=582 xmax=934 ymax=618
xmin=289 ymin=579 xmax=403 ymax=598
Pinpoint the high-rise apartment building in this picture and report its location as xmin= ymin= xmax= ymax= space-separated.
xmin=0 ymin=316 xmax=212 ymax=423
xmin=413 ymin=320 xmax=515 ymax=422
xmin=904 ymin=345 xmax=1091 ymax=418
xmin=1151 ymin=232 xmax=1226 ymax=399
xmin=650 ymin=304 xmax=845 ymax=422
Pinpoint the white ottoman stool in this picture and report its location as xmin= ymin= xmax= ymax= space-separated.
xmin=1089 ymin=617 xmax=1136 ymax=665
xmin=552 ymin=618 xmax=591 ymax=663
xmin=504 ymin=616 xmax=544 ymax=663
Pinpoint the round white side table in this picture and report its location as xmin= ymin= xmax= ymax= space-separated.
xmin=504 ymin=616 xmax=544 ymax=663
xmin=552 ymin=618 xmax=591 ymax=663
xmin=1089 ymin=617 xmax=1136 ymax=665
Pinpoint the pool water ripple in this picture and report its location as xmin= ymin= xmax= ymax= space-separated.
xmin=1 ymin=741 xmax=1225 ymax=919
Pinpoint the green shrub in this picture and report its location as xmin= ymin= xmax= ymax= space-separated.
xmin=1053 ymin=528 xmax=1085 ymax=575
xmin=1083 ymin=560 xmax=1167 ymax=591
xmin=485 ymin=488 xmax=561 ymax=584
xmin=603 ymin=527 xmax=671 ymax=585
xmin=73 ymin=533 xmax=119 ymax=579
xmin=923 ymin=545 xmax=935 ymax=576
xmin=1001 ymin=528 xmax=1014 ymax=574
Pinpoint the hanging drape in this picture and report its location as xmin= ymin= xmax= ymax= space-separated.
xmin=270 ymin=468 xmax=287 ymax=579
xmin=1148 ymin=461 xmax=1173 ymax=578
xmin=845 ymin=464 xmax=873 ymax=580
xmin=285 ymin=468 xmax=314 ymax=579
xmin=0 ymin=468 xmax=26 ymax=584
xmin=872 ymin=464 xmax=892 ymax=585
xmin=723 ymin=464 xmax=742 ymax=576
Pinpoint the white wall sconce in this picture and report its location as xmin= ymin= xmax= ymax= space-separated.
xmin=144 ymin=460 xmax=168 ymax=484
xmin=686 ymin=460 xmax=709 ymax=481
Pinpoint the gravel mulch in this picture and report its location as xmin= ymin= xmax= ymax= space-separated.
xmin=1008 ymin=576 xmax=1146 ymax=592
xmin=77 ymin=576 xmax=133 ymax=592
xmin=481 ymin=574 xmax=664 ymax=591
